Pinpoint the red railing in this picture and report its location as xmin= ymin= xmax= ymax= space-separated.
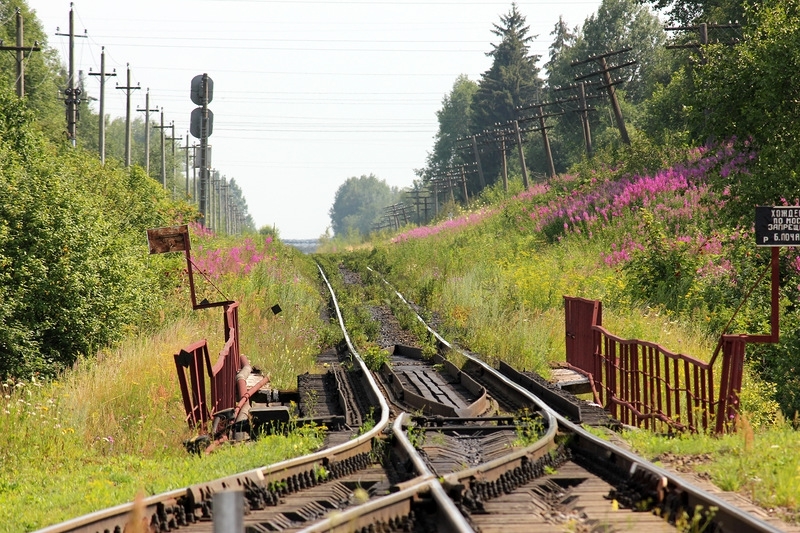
xmin=209 ymin=302 xmax=242 ymax=414
xmin=174 ymin=302 xmax=244 ymax=429
xmin=174 ymin=340 xmax=212 ymax=429
xmin=565 ymin=296 xmax=746 ymax=433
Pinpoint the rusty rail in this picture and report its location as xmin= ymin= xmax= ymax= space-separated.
xmin=565 ymin=296 xmax=746 ymax=433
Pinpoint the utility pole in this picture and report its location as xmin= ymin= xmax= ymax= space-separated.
xmin=136 ymin=89 xmax=157 ymax=175
xmin=666 ymin=23 xmax=741 ymax=134
xmin=152 ymin=109 xmax=169 ymax=188
xmin=572 ymin=48 xmax=636 ymax=146
xmin=88 ymin=47 xmax=115 ymax=163
xmin=56 ymin=4 xmax=87 ymax=146
xmin=115 ymin=64 xmax=139 ymax=166
xmin=0 ymin=9 xmax=41 ymax=98
xmin=459 ymin=165 xmax=469 ymax=201
xmin=552 ymin=82 xmax=602 ymax=157
xmin=220 ymin=178 xmax=229 ymax=234
xmin=577 ymin=82 xmax=593 ymax=156
xmin=166 ymin=122 xmax=177 ymax=193
xmin=512 ymin=120 xmax=530 ymax=188
xmin=471 ymin=135 xmax=486 ymax=188
xmin=518 ymin=103 xmax=562 ymax=179
xmin=665 ymin=22 xmax=741 ymax=60
xmin=180 ymin=133 xmax=191 ymax=197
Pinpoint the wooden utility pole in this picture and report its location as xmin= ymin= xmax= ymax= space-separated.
xmin=572 ymin=48 xmax=636 ymax=146
xmin=88 ymin=47 xmax=115 ymax=163
xmin=518 ymin=103 xmax=561 ymax=179
xmin=460 ymin=165 xmax=469 ymax=201
xmin=56 ymin=5 xmax=87 ymax=146
xmin=115 ymin=64 xmax=139 ymax=166
xmin=136 ymin=89 xmax=157 ymax=175
xmin=513 ymin=120 xmax=530 ymax=188
xmin=152 ymin=109 xmax=168 ymax=188
xmin=471 ymin=135 xmax=486 ymax=188
xmin=577 ymin=82 xmax=593 ymax=156
xmin=665 ymin=22 xmax=741 ymax=59
xmin=553 ymin=82 xmax=601 ymax=157
xmin=166 ymin=122 xmax=177 ymax=193
xmin=180 ymin=133 xmax=191 ymax=197
xmin=0 ymin=9 xmax=40 ymax=97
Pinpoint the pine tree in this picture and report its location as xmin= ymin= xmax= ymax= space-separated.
xmin=470 ymin=3 xmax=543 ymax=187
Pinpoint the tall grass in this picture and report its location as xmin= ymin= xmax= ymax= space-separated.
xmin=0 ymin=235 xmax=330 ymax=532
xmin=343 ymin=140 xmax=797 ymax=513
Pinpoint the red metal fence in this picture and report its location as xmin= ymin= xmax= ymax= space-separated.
xmin=210 ymin=302 xmax=243 ymax=415
xmin=565 ymin=296 xmax=746 ymax=433
xmin=174 ymin=340 xmax=212 ymax=429
xmin=174 ymin=302 xmax=244 ymax=429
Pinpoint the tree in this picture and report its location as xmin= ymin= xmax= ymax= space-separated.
xmin=0 ymin=86 xmax=194 ymax=378
xmin=637 ymin=0 xmax=744 ymax=27
xmin=686 ymin=0 xmax=800 ymax=220
xmin=0 ymin=1 xmax=67 ymax=142
xmin=544 ymin=16 xmax=579 ymax=91
xmin=580 ymin=0 xmax=668 ymax=105
xmin=419 ymin=75 xmax=478 ymax=183
xmin=470 ymin=3 xmax=543 ymax=187
xmin=329 ymin=174 xmax=399 ymax=237
xmin=538 ymin=0 xmax=669 ymax=169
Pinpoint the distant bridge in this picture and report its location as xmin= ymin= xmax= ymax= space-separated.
xmin=284 ymin=239 xmax=319 ymax=254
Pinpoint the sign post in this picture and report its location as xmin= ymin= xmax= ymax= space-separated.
xmin=147 ymin=224 xmax=231 ymax=310
xmin=755 ymin=206 xmax=800 ymax=246
xmin=751 ymin=206 xmax=800 ymax=343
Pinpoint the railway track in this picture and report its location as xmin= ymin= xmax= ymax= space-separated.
xmin=36 ymin=263 xmax=789 ymax=533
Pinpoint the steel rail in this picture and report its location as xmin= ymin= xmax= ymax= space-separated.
xmin=34 ymin=265 xmax=391 ymax=533
xmin=299 ymin=414 xmax=473 ymax=533
xmin=374 ymin=269 xmax=786 ymax=533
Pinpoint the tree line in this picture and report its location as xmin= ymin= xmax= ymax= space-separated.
xmin=0 ymin=0 xmax=258 ymax=378
xmin=0 ymin=0 xmax=255 ymax=232
xmin=332 ymin=0 xmax=797 ymax=236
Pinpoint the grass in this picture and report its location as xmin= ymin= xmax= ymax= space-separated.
xmin=0 ymin=237 xmax=331 ymax=532
xmin=624 ymin=417 xmax=800 ymax=511
xmin=6 ymin=140 xmax=800 ymax=530
xmin=322 ymin=142 xmax=798 ymax=519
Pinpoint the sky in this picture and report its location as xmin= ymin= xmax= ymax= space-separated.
xmin=32 ymin=0 xmax=604 ymax=239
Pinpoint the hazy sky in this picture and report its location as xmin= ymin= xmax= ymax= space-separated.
xmin=32 ymin=0 xmax=603 ymax=239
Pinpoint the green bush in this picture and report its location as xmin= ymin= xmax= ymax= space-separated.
xmin=0 ymin=88 xmax=193 ymax=378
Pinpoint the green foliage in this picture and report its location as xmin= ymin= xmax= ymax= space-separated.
xmin=418 ymin=75 xmax=478 ymax=188
xmin=624 ymin=420 xmax=800 ymax=510
xmin=641 ymin=0 xmax=744 ymax=27
xmin=0 ymin=86 xmax=193 ymax=378
xmin=405 ymin=421 xmax=425 ymax=448
xmin=0 ymin=231 xmax=330 ymax=530
xmin=259 ymin=224 xmax=280 ymax=239
xmin=622 ymin=210 xmax=699 ymax=312
xmin=329 ymin=174 xmax=400 ymax=237
xmin=470 ymin=4 xmax=543 ymax=186
xmin=513 ymin=408 xmax=545 ymax=447
xmin=0 ymin=373 xmax=323 ymax=531
xmin=540 ymin=0 xmax=670 ymax=171
xmin=687 ymin=0 xmax=800 ymax=222
xmin=361 ymin=344 xmax=390 ymax=371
